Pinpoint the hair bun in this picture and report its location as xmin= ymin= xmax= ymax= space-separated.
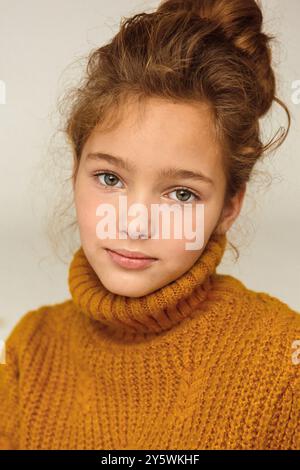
xmin=159 ymin=0 xmax=268 ymax=54
xmin=158 ymin=0 xmax=275 ymax=116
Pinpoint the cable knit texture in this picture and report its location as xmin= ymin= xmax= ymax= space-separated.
xmin=0 ymin=232 xmax=300 ymax=450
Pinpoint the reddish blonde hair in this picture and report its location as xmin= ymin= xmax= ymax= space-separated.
xmin=55 ymin=0 xmax=290 ymax=260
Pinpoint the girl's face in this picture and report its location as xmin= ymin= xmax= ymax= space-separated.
xmin=74 ymin=97 xmax=245 ymax=297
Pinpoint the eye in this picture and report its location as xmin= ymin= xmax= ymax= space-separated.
xmin=168 ymin=188 xmax=201 ymax=203
xmin=93 ymin=171 xmax=124 ymax=188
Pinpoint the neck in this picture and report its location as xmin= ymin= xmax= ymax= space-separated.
xmin=68 ymin=232 xmax=227 ymax=339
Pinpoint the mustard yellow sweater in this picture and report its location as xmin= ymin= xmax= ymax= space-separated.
xmin=1 ymin=232 xmax=300 ymax=450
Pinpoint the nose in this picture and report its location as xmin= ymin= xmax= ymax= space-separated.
xmin=118 ymin=193 xmax=157 ymax=240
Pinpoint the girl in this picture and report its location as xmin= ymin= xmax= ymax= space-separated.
xmin=1 ymin=0 xmax=299 ymax=450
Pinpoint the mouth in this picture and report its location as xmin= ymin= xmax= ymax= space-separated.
xmin=104 ymin=248 xmax=158 ymax=270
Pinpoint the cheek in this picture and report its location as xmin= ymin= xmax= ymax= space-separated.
xmin=75 ymin=185 xmax=123 ymax=244
xmin=167 ymin=202 xmax=216 ymax=247
xmin=202 ymin=198 xmax=224 ymax=234
xmin=160 ymin=237 xmax=202 ymax=265
xmin=74 ymin=185 xmax=101 ymax=239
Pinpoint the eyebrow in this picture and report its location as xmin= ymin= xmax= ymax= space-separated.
xmin=86 ymin=152 xmax=214 ymax=186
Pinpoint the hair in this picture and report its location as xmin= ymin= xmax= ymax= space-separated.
xmin=49 ymin=0 xmax=291 ymax=263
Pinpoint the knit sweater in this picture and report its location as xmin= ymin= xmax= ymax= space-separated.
xmin=1 ymin=232 xmax=300 ymax=450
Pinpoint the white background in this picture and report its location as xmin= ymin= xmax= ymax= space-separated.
xmin=0 ymin=0 xmax=299 ymax=340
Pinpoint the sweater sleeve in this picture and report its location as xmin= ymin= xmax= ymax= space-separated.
xmin=0 ymin=334 xmax=20 ymax=450
xmin=255 ymin=293 xmax=300 ymax=450
xmin=0 ymin=308 xmax=45 ymax=450
xmin=283 ymin=369 xmax=300 ymax=450
xmin=265 ymin=365 xmax=300 ymax=449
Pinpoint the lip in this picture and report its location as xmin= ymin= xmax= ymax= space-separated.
xmin=106 ymin=248 xmax=157 ymax=260
xmin=105 ymin=248 xmax=158 ymax=270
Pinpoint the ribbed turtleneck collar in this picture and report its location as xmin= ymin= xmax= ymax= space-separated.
xmin=68 ymin=232 xmax=227 ymax=338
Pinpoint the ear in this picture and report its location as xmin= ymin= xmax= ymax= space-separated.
xmin=216 ymin=184 xmax=247 ymax=235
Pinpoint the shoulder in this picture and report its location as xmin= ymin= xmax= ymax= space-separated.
xmin=4 ymin=299 xmax=75 ymax=360
xmin=213 ymin=273 xmax=300 ymax=375
xmin=246 ymin=287 xmax=300 ymax=336
xmin=214 ymin=272 xmax=300 ymax=329
xmin=249 ymin=289 xmax=300 ymax=375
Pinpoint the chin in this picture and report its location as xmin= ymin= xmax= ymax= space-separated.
xmin=103 ymin=281 xmax=155 ymax=298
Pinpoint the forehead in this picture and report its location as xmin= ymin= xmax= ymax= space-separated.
xmin=83 ymin=97 xmax=223 ymax=178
